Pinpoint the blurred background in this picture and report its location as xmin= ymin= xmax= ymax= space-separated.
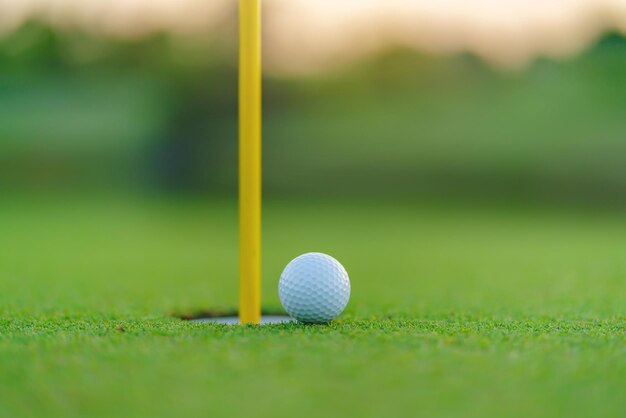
xmin=2 ymin=0 xmax=626 ymax=319
xmin=1 ymin=0 xmax=625 ymax=204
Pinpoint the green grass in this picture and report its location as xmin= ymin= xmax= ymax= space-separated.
xmin=1 ymin=196 xmax=625 ymax=418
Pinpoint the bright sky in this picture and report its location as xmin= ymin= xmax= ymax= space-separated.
xmin=1 ymin=0 xmax=625 ymax=73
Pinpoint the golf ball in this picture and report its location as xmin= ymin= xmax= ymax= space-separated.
xmin=278 ymin=252 xmax=350 ymax=323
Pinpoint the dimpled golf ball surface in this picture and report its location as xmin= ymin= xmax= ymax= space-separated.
xmin=279 ymin=253 xmax=350 ymax=323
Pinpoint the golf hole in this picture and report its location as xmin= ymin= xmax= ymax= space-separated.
xmin=176 ymin=309 xmax=295 ymax=325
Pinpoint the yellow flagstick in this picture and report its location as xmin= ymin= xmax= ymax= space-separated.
xmin=239 ymin=0 xmax=262 ymax=324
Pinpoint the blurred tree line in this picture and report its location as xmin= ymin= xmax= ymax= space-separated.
xmin=1 ymin=21 xmax=625 ymax=205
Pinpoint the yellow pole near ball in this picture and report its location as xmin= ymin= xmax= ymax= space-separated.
xmin=239 ymin=0 xmax=262 ymax=324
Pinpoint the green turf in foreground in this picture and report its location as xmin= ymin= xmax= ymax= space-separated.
xmin=0 ymin=196 xmax=624 ymax=418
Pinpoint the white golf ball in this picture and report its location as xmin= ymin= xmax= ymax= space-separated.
xmin=278 ymin=252 xmax=351 ymax=323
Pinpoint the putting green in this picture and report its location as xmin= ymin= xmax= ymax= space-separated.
xmin=1 ymin=196 xmax=624 ymax=418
